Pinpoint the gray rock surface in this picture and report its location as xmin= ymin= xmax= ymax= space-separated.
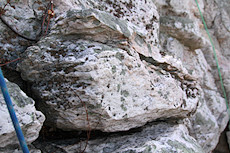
xmin=0 ymin=0 xmax=229 ymax=152
xmin=35 ymin=123 xmax=205 ymax=153
xmin=156 ymin=1 xmax=229 ymax=152
xmin=206 ymin=0 xmax=230 ymax=103
xmin=0 ymin=0 xmax=41 ymax=69
xmin=0 ymin=78 xmax=45 ymax=151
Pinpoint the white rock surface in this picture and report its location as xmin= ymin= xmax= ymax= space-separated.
xmin=0 ymin=79 xmax=45 ymax=150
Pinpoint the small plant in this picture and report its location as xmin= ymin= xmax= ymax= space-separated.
xmin=41 ymin=0 xmax=55 ymax=35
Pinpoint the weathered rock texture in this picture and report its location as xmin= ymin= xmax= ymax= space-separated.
xmin=18 ymin=7 xmax=200 ymax=132
xmin=34 ymin=123 xmax=205 ymax=153
xmin=0 ymin=78 xmax=45 ymax=152
xmin=0 ymin=0 xmax=230 ymax=152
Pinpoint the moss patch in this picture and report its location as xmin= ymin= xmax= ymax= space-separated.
xmin=112 ymin=65 xmax=117 ymax=74
xmin=121 ymin=103 xmax=127 ymax=111
xmin=121 ymin=90 xmax=129 ymax=97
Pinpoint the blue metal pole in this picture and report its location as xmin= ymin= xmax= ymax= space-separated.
xmin=0 ymin=68 xmax=29 ymax=153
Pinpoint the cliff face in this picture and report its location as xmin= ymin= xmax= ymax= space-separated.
xmin=0 ymin=0 xmax=229 ymax=152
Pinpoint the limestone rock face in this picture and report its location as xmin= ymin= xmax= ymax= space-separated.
xmin=0 ymin=0 xmax=230 ymax=152
xmin=18 ymin=5 xmax=200 ymax=132
xmin=206 ymin=0 xmax=230 ymax=103
xmin=155 ymin=1 xmax=229 ymax=152
xmin=0 ymin=78 xmax=45 ymax=151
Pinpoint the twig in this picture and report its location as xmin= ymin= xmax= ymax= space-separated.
xmin=0 ymin=58 xmax=20 ymax=67
xmin=76 ymin=94 xmax=91 ymax=153
xmin=0 ymin=0 xmax=10 ymax=15
xmin=41 ymin=1 xmax=51 ymax=34
xmin=41 ymin=0 xmax=55 ymax=36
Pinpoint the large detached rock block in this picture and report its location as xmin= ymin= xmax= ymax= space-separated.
xmin=0 ymin=79 xmax=45 ymax=150
xmin=18 ymin=42 xmax=199 ymax=132
xmin=18 ymin=8 xmax=200 ymax=132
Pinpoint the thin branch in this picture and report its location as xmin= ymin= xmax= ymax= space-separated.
xmin=0 ymin=58 xmax=20 ymax=67
xmin=76 ymin=94 xmax=91 ymax=153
